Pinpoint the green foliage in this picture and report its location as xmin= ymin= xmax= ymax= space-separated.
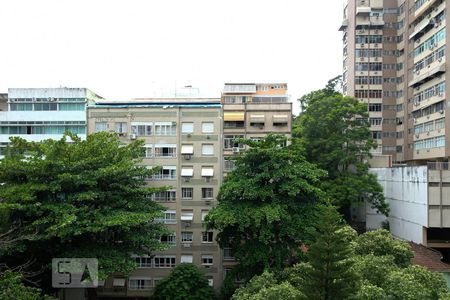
xmin=352 ymin=254 xmax=397 ymax=287
xmin=232 ymin=271 xmax=301 ymax=300
xmin=354 ymin=229 xmax=413 ymax=268
xmin=0 ymin=132 xmax=169 ymax=287
xmin=300 ymin=205 xmax=358 ymax=300
xmin=0 ymin=270 xmax=56 ymax=300
xmin=152 ymin=263 xmax=215 ymax=300
xmin=383 ymin=266 xmax=449 ymax=299
xmin=354 ymin=282 xmax=387 ymax=300
xmin=296 ymin=78 xmax=388 ymax=215
xmin=206 ymin=135 xmax=326 ymax=278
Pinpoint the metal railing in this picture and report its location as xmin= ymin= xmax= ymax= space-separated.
xmin=428 ymin=162 xmax=449 ymax=170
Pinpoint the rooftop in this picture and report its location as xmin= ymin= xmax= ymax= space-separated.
xmin=410 ymin=242 xmax=450 ymax=272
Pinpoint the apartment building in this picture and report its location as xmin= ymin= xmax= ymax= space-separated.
xmin=86 ymin=98 xmax=224 ymax=297
xmin=221 ymin=83 xmax=292 ymax=174
xmin=342 ymin=0 xmax=449 ymax=164
xmin=0 ymin=88 xmax=102 ymax=157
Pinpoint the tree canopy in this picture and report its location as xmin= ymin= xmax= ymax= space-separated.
xmin=0 ymin=132 xmax=169 ymax=289
xmin=295 ymin=77 xmax=388 ymax=216
xmin=206 ymin=135 xmax=326 ymax=280
xmin=152 ymin=263 xmax=215 ymax=300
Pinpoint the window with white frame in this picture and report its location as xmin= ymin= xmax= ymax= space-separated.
xmin=143 ymin=144 xmax=153 ymax=158
xmin=128 ymin=277 xmax=152 ymax=290
xmin=202 ymin=122 xmax=214 ymax=133
xmin=224 ymin=159 xmax=236 ymax=171
xmin=115 ymin=122 xmax=127 ymax=133
xmin=202 ymin=232 xmax=213 ymax=243
xmin=152 ymin=190 xmax=176 ymax=202
xmin=180 ymin=255 xmax=193 ymax=263
xmin=154 ymin=144 xmax=177 ymax=158
xmin=202 ymin=188 xmax=213 ymax=199
xmin=153 ymin=166 xmax=176 ymax=180
xmin=181 ymin=231 xmax=193 ymax=243
xmin=95 ymin=122 xmax=108 ymax=132
xmin=153 ymin=256 xmax=176 ymax=268
xmin=181 ymin=188 xmax=193 ymax=200
xmin=182 ymin=122 xmax=194 ymax=134
xmin=154 ymin=122 xmax=176 ymax=136
xmin=134 ymin=256 xmax=152 ymax=268
xmin=201 ymin=144 xmax=214 ymax=156
xmin=160 ymin=234 xmax=176 ymax=245
xmin=201 ymin=255 xmax=213 ymax=266
xmin=131 ymin=123 xmax=152 ymax=136
xmin=156 ymin=210 xmax=176 ymax=224
xmin=224 ymin=135 xmax=244 ymax=149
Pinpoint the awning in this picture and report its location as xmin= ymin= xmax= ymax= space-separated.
xmin=181 ymin=145 xmax=194 ymax=155
xmin=113 ymin=278 xmax=126 ymax=287
xmin=409 ymin=20 xmax=433 ymax=40
xmin=201 ymin=167 xmax=214 ymax=177
xmin=250 ymin=114 xmax=265 ymax=122
xmin=409 ymin=64 xmax=446 ymax=88
xmin=181 ymin=168 xmax=194 ymax=177
xmin=181 ymin=211 xmax=193 ymax=221
xmin=224 ymin=112 xmax=245 ymax=121
xmin=273 ymin=115 xmax=289 ymax=121
xmin=356 ymin=6 xmax=371 ymax=15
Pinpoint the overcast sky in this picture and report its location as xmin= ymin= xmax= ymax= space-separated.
xmin=0 ymin=0 xmax=344 ymax=114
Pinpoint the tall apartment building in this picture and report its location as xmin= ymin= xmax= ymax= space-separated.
xmin=341 ymin=0 xmax=448 ymax=164
xmin=221 ymin=83 xmax=292 ymax=173
xmin=0 ymin=88 xmax=103 ymax=157
xmin=87 ymin=98 xmax=224 ymax=297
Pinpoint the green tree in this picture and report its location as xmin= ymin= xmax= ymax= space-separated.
xmin=0 ymin=132 xmax=169 ymax=289
xmin=152 ymin=263 xmax=215 ymax=300
xmin=0 ymin=270 xmax=56 ymax=300
xmin=354 ymin=282 xmax=387 ymax=300
xmin=383 ymin=266 xmax=449 ymax=299
xmin=232 ymin=272 xmax=301 ymax=300
xmin=206 ymin=135 xmax=326 ymax=279
xmin=300 ymin=205 xmax=358 ymax=300
xmin=354 ymin=229 xmax=413 ymax=268
xmin=352 ymin=254 xmax=397 ymax=287
xmin=296 ymin=78 xmax=388 ymax=216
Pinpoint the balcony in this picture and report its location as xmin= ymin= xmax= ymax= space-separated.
xmin=339 ymin=19 xmax=348 ymax=31
xmin=356 ymin=6 xmax=371 ymax=15
xmin=409 ymin=64 xmax=446 ymax=88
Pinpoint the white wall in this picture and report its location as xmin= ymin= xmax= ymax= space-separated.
xmin=368 ymin=166 xmax=428 ymax=244
xmin=0 ymin=111 xmax=86 ymax=122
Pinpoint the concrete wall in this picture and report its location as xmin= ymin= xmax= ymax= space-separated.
xmin=368 ymin=166 xmax=428 ymax=244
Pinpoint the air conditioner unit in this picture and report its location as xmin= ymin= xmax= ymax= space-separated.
xmin=184 ymin=154 xmax=191 ymax=160
xmin=415 ymin=134 xmax=419 ymax=138
xmin=416 ymin=70 xmax=420 ymax=75
xmin=232 ymin=147 xmax=240 ymax=153
xmin=361 ymin=44 xmax=365 ymax=48
xmin=427 ymin=132 xmax=430 ymax=136
xmin=118 ymin=132 xmax=126 ymax=137
xmin=182 ymin=243 xmax=191 ymax=248
xmin=374 ymin=43 xmax=378 ymax=47
xmin=428 ymin=14 xmax=432 ymax=19
xmin=438 ymin=58 xmax=442 ymax=62
xmin=184 ymin=177 xmax=191 ymax=182
xmin=440 ymin=110 xmax=444 ymax=114
xmin=171 ymin=122 xmax=176 ymax=126
xmin=375 ymin=57 xmax=378 ymax=61
xmin=205 ymin=200 xmax=211 ymax=205
xmin=206 ymin=135 xmax=211 ymax=139
xmin=187 ymin=133 xmax=192 ymax=137
xmin=130 ymin=134 xmax=137 ymax=140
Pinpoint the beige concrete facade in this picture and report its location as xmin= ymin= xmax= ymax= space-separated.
xmin=87 ymin=99 xmax=224 ymax=297
xmin=221 ymin=83 xmax=292 ymax=173
xmin=342 ymin=0 xmax=449 ymax=165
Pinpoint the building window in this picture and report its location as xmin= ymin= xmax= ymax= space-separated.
xmin=34 ymin=103 xmax=58 ymax=111
xmin=154 ymin=122 xmax=176 ymax=136
xmin=59 ymin=103 xmax=85 ymax=111
xmin=156 ymin=210 xmax=176 ymax=224
xmin=154 ymin=145 xmax=177 ymax=158
xmin=131 ymin=123 xmax=152 ymax=136
xmin=207 ymin=278 xmax=214 ymax=287
xmin=224 ymin=159 xmax=236 ymax=171
xmin=202 ymin=188 xmax=213 ymax=199
xmin=143 ymin=145 xmax=152 ymax=158
xmin=201 ymin=255 xmax=213 ymax=266
xmin=160 ymin=234 xmax=176 ymax=245
xmin=153 ymin=166 xmax=176 ymax=180
xmin=181 ymin=232 xmax=193 ymax=243
xmin=180 ymin=255 xmax=193 ymax=264
xmin=115 ymin=122 xmax=127 ymax=133
xmin=128 ymin=278 xmax=152 ymax=290
xmin=224 ymin=121 xmax=245 ymax=129
xmin=10 ymin=103 xmax=33 ymax=111
xmin=181 ymin=188 xmax=193 ymax=200
xmin=201 ymin=144 xmax=214 ymax=156
xmin=181 ymin=210 xmax=194 ymax=221
xmin=134 ymin=256 xmax=152 ymax=268
xmin=153 ymin=256 xmax=176 ymax=268
xmin=152 ymin=190 xmax=176 ymax=202
xmin=202 ymin=122 xmax=214 ymax=133
xmin=182 ymin=122 xmax=194 ymax=134
xmin=224 ymin=135 xmax=244 ymax=149
xmin=223 ymin=248 xmax=234 ymax=260
xmin=202 ymin=232 xmax=214 ymax=243
xmin=95 ymin=122 xmax=108 ymax=132
xmin=201 ymin=210 xmax=209 ymax=222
